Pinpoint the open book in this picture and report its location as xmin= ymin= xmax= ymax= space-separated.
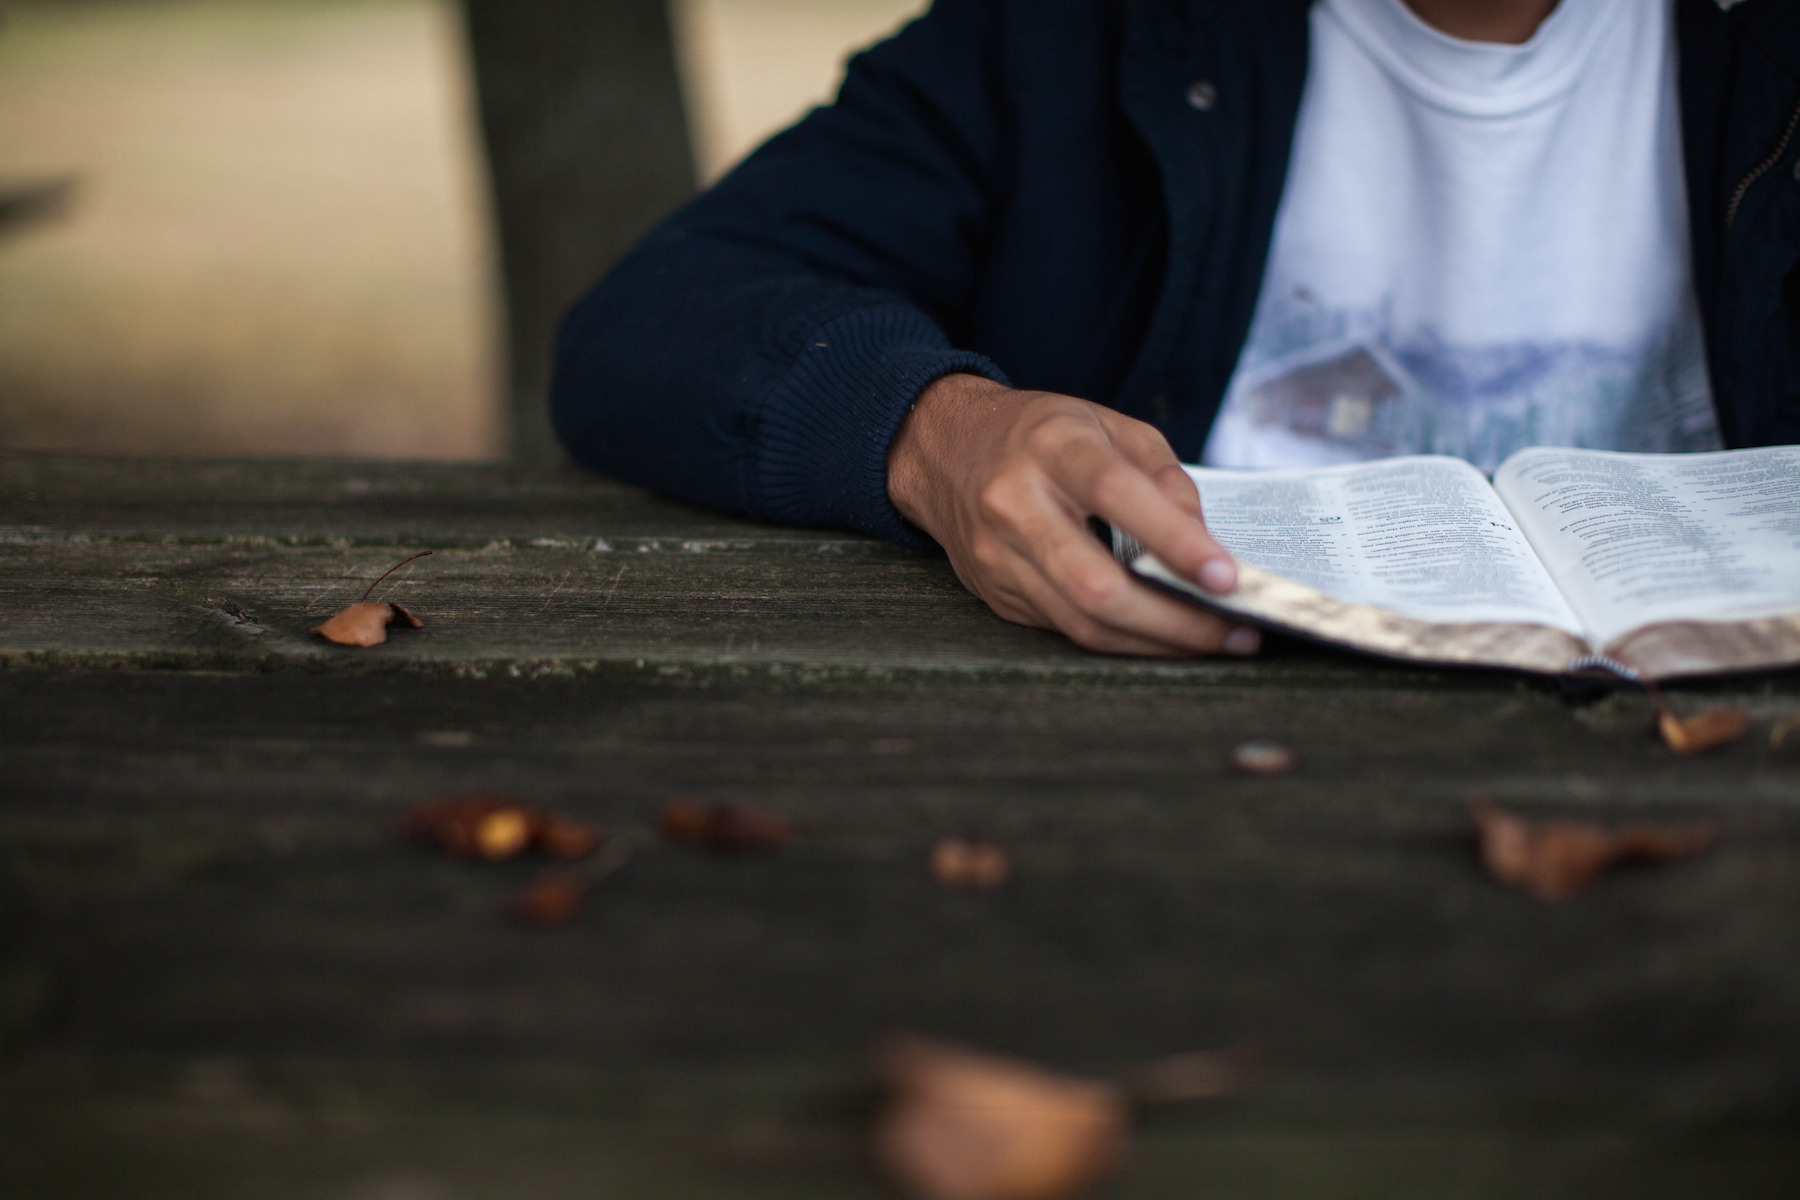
xmin=1122 ymin=446 xmax=1800 ymax=681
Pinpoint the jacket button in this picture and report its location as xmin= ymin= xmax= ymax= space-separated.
xmin=1185 ymin=80 xmax=1218 ymax=111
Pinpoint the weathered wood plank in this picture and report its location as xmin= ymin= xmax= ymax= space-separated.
xmin=6 ymin=454 xmax=1797 ymax=693
xmin=7 ymin=674 xmax=1797 ymax=1071
xmin=0 ymin=528 xmax=1378 ymax=684
xmin=2 ymin=1057 xmax=1794 ymax=1199
xmin=2 ymin=670 xmax=1798 ymax=1195
xmin=0 ymin=454 xmax=1439 ymax=685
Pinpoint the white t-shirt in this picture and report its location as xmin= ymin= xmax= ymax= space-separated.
xmin=1202 ymin=0 xmax=1723 ymax=473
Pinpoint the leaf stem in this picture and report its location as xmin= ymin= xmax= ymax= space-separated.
xmin=360 ymin=551 xmax=433 ymax=603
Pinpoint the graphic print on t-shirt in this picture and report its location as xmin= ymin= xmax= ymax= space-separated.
xmin=1203 ymin=0 xmax=1722 ymax=474
xmin=1212 ymin=293 xmax=1719 ymax=472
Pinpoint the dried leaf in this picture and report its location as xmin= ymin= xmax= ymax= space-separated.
xmin=930 ymin=839 xmax=1010 ymax=890
xmin=313 ymin=601 xmax=422 ymax=647
xmin=1121 ymin=1046 xmax=1260 ymax=1106
xmin=1229 ymin=740 xmax=1296 ymax=776
xmin=534 ymin=816 xmax=603 ymax=860
xmin=404 ymin=794 xmax=508 ymax=857
xmin=403 ymin=795 xmax=605 ymax=863
xmin=658 ymin=797 xmax=793 ymax=853
xmin=510 ymin=872 xmax=584 ymax=927
xmin=313 ymin=550 xmax=432 ymax=646
xmin=1658 ymin=708 xmax=1749 ymax=755
xmin=657 ymin=797 xmax=713 ymax=844
xmin=875 ymin=1036 xmax=1129 ymax=1200
xmin=473 ymin=807 xmax=533 ymax=861
xmin=1770 ymin=716 xmax=1799 ymax=750
xmin=1470 ymin=803 xmax=1715 ymax=901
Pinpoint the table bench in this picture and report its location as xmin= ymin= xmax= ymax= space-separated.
xmin=3 ymin=452 xmax=1798 ymax=1197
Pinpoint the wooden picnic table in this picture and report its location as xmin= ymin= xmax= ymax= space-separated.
xmin=2 ymin=451 xmax=1798 ymax=1198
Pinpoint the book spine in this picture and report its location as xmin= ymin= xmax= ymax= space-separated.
xmin=1563 ymin=655 xmax=1642 ymax=682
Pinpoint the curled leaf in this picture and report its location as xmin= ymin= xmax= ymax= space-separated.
xmin=535 ymin=816 xmax=603 ymax=860
xmin=404 ymin=794 xmax=516 ymax=858
xmin=1657 ymin=708 xmax=1749 ymax=755
xmin=313 ymin=550 xmax=433 ymax=646
xmin=1470 ymin=803 xmax=1715 ymax=901
xmin=875 ymin=1036 xmax=1129 ymax=1200
xmin=313 ymin=601 xmax=423 ymax=647
xmin=403 ymin=795 xmax=606 ymax=863
xmin=510 ymin=872 xmax=584 ymax=927
xmin=1229 ymin=740 xmax=1295 ymax=776
xmin=658 ymin=797 xmax=793 ymax=853
xmin=474 ymin=806 xmax=533 ymax=860
xmin=656 ymin=797 xmax=713 ymax=844
xmin=930 ymin=839 xmax=1010 ymax=890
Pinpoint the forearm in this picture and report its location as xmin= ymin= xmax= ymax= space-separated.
xmin=551 ymin=0 xmax=1009 ymax=541
xmin=553 ymin=239 xmax=1007 ymax=541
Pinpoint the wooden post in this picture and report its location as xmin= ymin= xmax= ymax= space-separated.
xmin=462 ymin=0 xmax=697 ymax=466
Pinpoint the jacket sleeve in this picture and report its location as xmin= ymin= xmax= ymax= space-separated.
xmin=551 ymin=0 xmax=1013 ymax=547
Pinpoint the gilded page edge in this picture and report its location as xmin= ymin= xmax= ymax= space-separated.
xmin=1131 ymin=555 xmax=1588 ymax=675
xmin=1606 ymin=615 xmax=1800 ymax=681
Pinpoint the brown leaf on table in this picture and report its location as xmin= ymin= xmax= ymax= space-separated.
xmin=472 ymin=805 xmax=533 ymax=860
xmin=510 ymin=872 xmax=585 ymax=927
xmin=657 ymin=797 xmax=713 ymax=844
xmin=313 ymin=550 xmax=432 ymax=646
xmin=404 ymin=794 xmax=531 ymax=859
xmin=930 ymin=839 xmax=1010 ymax=890
xmin=1229 ymin=740 xmax=1296 ymax=776
xmin=1657 ymin=708 xmax=1749 ymax=755
xmin=312 ymin=601 xmax=423 ymax=647
xmin=1470 ymin=803 xmax=1715 ymax=901
xmin=403 ymin=795 xmax=605 ymax=863
xmin=533 ymin=815 xmax=604 ymax=860
xmin=658 ymin=797 xmax=794 ymax=852
xmin=874 ymin=1035 xmax=1129 ymax=1200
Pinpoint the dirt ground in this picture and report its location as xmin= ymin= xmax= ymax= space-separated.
xmin=0 ymin=0 xmax=503 ymax=459
xmin=0 ymin=0 xmax=925 ymax=460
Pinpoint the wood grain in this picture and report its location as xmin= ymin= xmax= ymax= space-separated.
xmin=3 ymin=454 xmax=1798 ymax=1197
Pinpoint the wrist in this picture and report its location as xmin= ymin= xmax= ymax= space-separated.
xmin=887 ymin=372 xmax=1014 ymax=533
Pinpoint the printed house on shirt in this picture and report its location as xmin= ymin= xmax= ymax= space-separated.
xmin=1246 ymin=343 xmax=1419 ymax=458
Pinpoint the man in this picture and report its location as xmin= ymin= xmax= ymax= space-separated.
xmin=553 ymin=0 xmax=1799 ymax=657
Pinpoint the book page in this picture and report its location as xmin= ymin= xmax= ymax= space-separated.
xmin=1186 ymin=457 xmax=1583 ymax=634
xmin=1494 ymin=446 xmax=1800 ymax=647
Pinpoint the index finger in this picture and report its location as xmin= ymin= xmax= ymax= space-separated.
xmin=1048 ymin=436 xmax=1238 ymax=595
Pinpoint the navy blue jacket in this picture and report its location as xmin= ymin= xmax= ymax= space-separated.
xmin=554 ymin=0 xmax=1800 ymax=547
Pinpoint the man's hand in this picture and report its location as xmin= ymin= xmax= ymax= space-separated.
xmin=887 ymin=373 xmax=1262 ymax=657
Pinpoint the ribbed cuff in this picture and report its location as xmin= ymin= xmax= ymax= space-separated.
xmin=750 ymin=304 xmax=1009 ymax=547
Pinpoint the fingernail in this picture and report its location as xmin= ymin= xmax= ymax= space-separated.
xmin=1198 ymin=558 xmax=1237 ymax=593
xmin=1223 ymin=626 xmax=1262 ymax=656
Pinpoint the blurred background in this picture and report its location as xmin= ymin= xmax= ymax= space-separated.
xmin=0 ymin=0 xmax=927 ymax=460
